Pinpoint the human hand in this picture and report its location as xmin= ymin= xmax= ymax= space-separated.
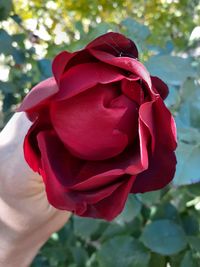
xmin=0 ymin=112 xmax=71 ymax=267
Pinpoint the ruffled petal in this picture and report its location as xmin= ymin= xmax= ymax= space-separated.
xmin=88 ymin=49 xmax=154 ymax=94
xmin=24 ymin=123 xmax=41 ymax=172
xmin=121 ymin=79 xmax=144 ymax=104
xmin=131 ymin=149 xmax=176 ymax=193
xmin=55 ymin=62 xmax=125 ymax=101
xmin=80 ymin=175 xmax=136 ymax=221
xmin=151 ymin=76 xmax=169 ymax=100
xmin=18 ymin=77 xmax=58 ymax=112
xmin=37 ymin=130 xmax=135 ymax=220
xmin=86 ymin=32 xmax=138 ymax=59
xmin=131 ymin=97 xmax=177 ymax=193
xmin=52 ymin=51 xmax=76 ymax=84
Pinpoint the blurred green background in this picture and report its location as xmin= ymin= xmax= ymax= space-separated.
xmin=0 ymin=0 xmax=200 ymax=266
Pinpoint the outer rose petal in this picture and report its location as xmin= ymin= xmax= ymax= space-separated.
xmin=24 ymin=123 xmax=41 ymax=172
xmin=52 ymin=51 xmax=77 ymax=84
xmin=151 ymin=76 xmax=169 ymax=100
xmin=37 ymin=130 xmax=135 ymax=220
xmin=131 ymin=149 xmax=176 ymax=193
xmin=131 ymin=97 xmax=177 ymax=193
xmin=18 ymin=77 xmax=58 ymax=112
xmin=80 ymin=175 xmax=136 ymax=221
xmin=86 ymin=32 xmax=138 ymax=59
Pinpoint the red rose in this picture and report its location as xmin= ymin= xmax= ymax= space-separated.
xmin=19 ymin=32 xmax=177 ymax=220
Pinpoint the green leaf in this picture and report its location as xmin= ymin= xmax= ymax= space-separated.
xmin=178 ymin=78 xmax=200 ymax=128
xmin=73 ymin=217 xmax=100 ymax=239
xmin=145 ymin=56 xmax=194 ymax=86
xmin=149 ymin=253 xmax=166 ymax=267
xmin=187 ymin=183 xmax=200 ymax=196
xmin=38 ymin=59 xmax=52 ymax=79
xmin=136 ymin=191 xmax=161 ymax=206
xmin=180 ymin=251 xmax=199 ymax=267
xmin=0 ymin=29 xmax=13 ymax=55
xmin=0 ymin=0 xmax=12 ymax=21
xmin=181 ymin=215 xmax=199 ymax=236
xmin=12 ymin=48 xmax=26 ymax=64
xmin=121 ymin=18 xmax=150 ymax=50
xmin=141 ymin=220 xmax=187 ymax=255
xmin=152 ymin=203 xmax=179 ymax=222
xmin=115 ymin=195 xmax=142 ymax=225
xmin=97 ymin=236 xmax=150 ymax=267
xmin=173 ymin=142 xmax=200 ymax=186
xmin=0 ymin=81 xmax=16 ymax=93
xmin=71 ymin=246 xmax=88 ymax=267
xmin=188 ymin=236 xmax=200 ymax=252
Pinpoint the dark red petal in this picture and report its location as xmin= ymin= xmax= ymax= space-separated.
xmin=71 ymin=169 xmax=124 ymax=191
xmin=18 ymin=77 xmax=58 ymax=112
xmin=51 ymin=84 xmax=129 ymax=161
xmin=131 ymin=97 xmax=177 ymax=193
xmin=52 ymin=51 xmax=77 ymax=84
xmin=37 ymin=130 xmax=87 ymax=213
xmin=37 ymin=130 xmax=134 ymax=220
xmin=89 ymin=49 xmax=154 ymax=95
xmin=139 ymin=101 xmax=156 ymax=151
xmin=153 ymin=97 xmax=177 ymax=150
xmin=55 ymin=62 xmax=125 ymax=101
xmin=23 ymin=112 xmax=53 ymax=172
xmin=121 ymin=79 xmax=144 ymax=104
xmin=151 ymin=76 xmax=169 ymax=100
xmin=80 ymin=175 xmax=136 ymax=221
xmin=131 ymin=149 xmax=176 ymax=193
xmin=125 ymin=120 xmax=150 ymax=175
xmin=24 ymin=123 xmax=41 ymax=173
xmin=86 ymin=32 xmax=138 ymax=59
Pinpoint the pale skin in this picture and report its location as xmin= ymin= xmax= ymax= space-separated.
xmin=0 ymin=112 xmax=71 ymax=267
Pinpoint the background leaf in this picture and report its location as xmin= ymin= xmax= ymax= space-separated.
xmin=141 ymin=220 xmax=187 ymax=255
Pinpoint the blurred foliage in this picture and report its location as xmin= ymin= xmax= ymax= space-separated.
xmin=0 ymin=0 xmax=200 ymax=266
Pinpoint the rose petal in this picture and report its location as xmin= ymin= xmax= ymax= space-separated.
xmin=37 ymin=130 xmax=134 ymax=220
xmin=151 ymin=76 xmax=169 ymax=100
xmin=131 ymin=149 xmax=176 ymax=193
xmin=80 ymin=175 xmax=136 ymax=221
xmin=121 ymin=79 xmax=144 ymax=104
xmin=139 ymin=101 xmax=156 ymax=151
xmin=55 ymin=62 xmax=125 ymax=101
xmin=131 ymin=97 xmax=177 ymax=193
xmin=52 ymin=51 xmax=76 ymax=84
xmin=37 ymin=130 xmax=86 ymax=213
xmin=89 ymin=49 xmax=155 ymax=95
xmin=125 ymin=121 xmax=149 ymax=175
xmin=18 ymin=77 xmax=58 ymax=112
xmin=86 ymin=32 xmax=138 ymax=59
xmin=51 ymin=84 xmax=129 ymax=160
xmin=24 ymin=123 xmax=41 ymax=172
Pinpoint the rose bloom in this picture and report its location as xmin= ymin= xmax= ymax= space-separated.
xmin=19 ymin=32 xmax=177 ymax=221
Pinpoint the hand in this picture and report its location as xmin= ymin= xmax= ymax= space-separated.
xmin=0 ymin=112 xmax=71 ymax=267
